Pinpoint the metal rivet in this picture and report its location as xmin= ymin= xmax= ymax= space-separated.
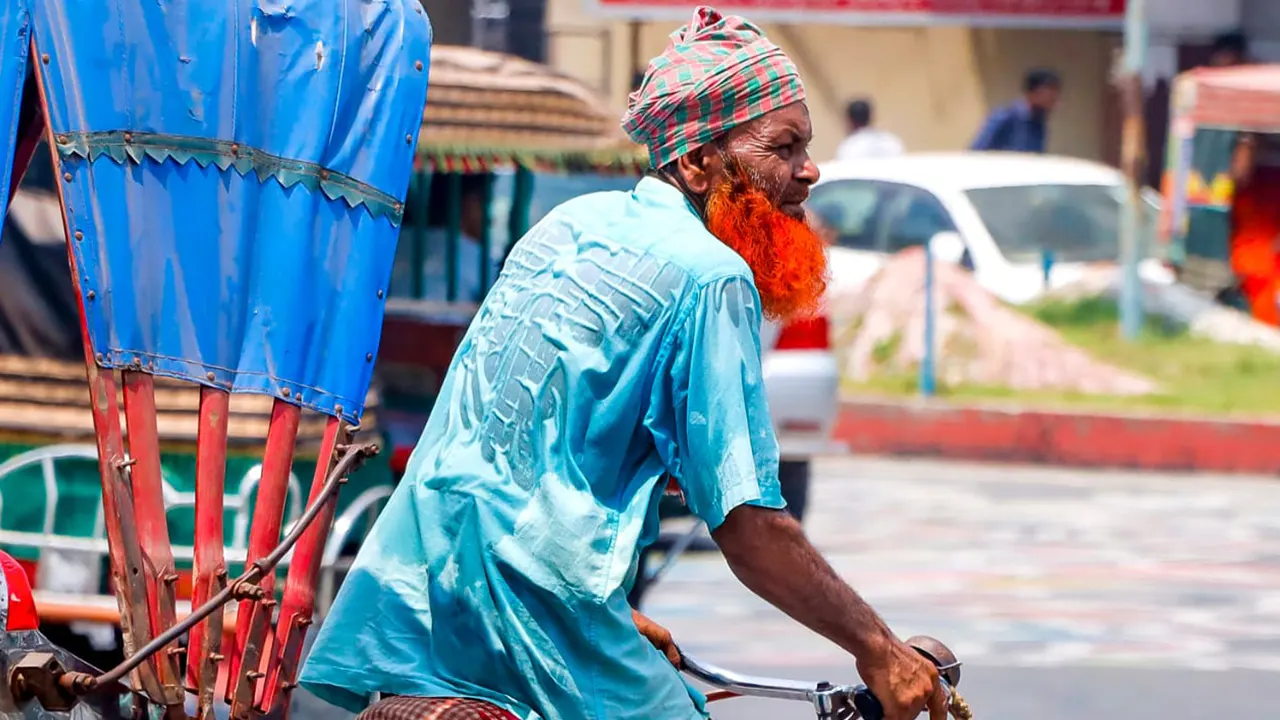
xmin=319 ymin=169 xmax=330 ymax=180
xmin=86 ymin=290 xmax=96 ymax=300
xmin=230 ymin=143 xmax=239 ymax=156
xmin=74 ymin=231 xmax=83 ymax=241
xmin=63 ymin=172 xmax=72 ymax=182
xmin=376 ymin=289 xmax=384 ymax=299
xmin=365 ymin=353 xmax=373 ymax=362
xmin=281 ymin=388 xmax=292 ymax=398
xmin=414 ymin=60 xmax=423 ymax=71
xmin=206 ymin=372 xmax=216 ymax=381
xmin=335 ymin=404 xmax=344 ymax=415
xmin=56 ymin=135 xmax=67 ymax=144
xmin=123 ymin=132 xmax=132 ymax=144
xmin=405 ymin=134 xmax=412 ymax=144
xmin=40 ymin=54 xmax=49 ymax=64
xmin=295 ymin=392 xmax=303 ymax=402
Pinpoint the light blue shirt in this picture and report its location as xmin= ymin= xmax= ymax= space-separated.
xmin=300 ymin=177 xmax=785 ymax=720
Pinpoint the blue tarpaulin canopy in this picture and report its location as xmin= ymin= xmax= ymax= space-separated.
xmin=2 ymin=0 xmax=432 ymax=424
xmin=0 ymin=0 xmax=33 ymax=215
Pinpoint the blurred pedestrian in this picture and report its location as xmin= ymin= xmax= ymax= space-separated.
xmin=833 ymin=98 xmax=904 ymax=161
xmin=970 ymin=68 xmax=1061 ymax=154
xmin=1208 ymin=30 xmax=1249 ymax=68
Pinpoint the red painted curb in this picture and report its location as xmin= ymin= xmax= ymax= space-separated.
xmin=834 ymin=400 xmax=1280 ymax=474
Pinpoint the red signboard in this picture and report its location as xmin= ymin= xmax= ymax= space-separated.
xmin=585 ymin=0 xmax=1126 ymax=28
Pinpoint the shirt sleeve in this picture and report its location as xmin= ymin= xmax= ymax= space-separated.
xmin=645 ymin=275 xmax=785 ymax=531
xmin=833 ymin=136 xmax=855 ymax=162
xmin=970 ymin=109 xmax=1012 ymax=151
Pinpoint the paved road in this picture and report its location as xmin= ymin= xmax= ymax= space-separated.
xmin=642 ymin=456 xmax=1280 ymax=719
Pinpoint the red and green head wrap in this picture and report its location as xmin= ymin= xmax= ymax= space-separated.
xmin=623 ymin=6 xmax=806 ymax=169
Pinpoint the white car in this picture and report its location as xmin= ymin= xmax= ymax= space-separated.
xmin=758 ymin=311 xmax=839 ymax=521
xmin=807 ymin=152 xmax=1170 ymax=305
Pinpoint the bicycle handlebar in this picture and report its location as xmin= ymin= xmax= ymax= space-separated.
xmin=679 ymin=635 xmax=965 ymax=720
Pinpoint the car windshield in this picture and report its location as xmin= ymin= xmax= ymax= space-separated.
xmin=965 ymin=183 xmax=1147 ymax=264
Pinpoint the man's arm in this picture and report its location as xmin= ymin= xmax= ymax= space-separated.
xmin=970 ymin=108 xmax=1011 ymax=151
xmin=712 ymin=504 xmax=890 ymax=657
xmin=645 ymin=277 xmax=942 ymax=717
xmin=713 ymin=504 xmax=946 ymax=720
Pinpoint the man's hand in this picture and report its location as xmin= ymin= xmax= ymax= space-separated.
xmin=856 ymin=637 xmax=948 ymax=720
xmin=631 ymin=609 xmax=682 ymax=668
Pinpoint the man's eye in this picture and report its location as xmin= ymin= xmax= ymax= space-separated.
xmin=775 ymin=145 xmax=793 ymax=158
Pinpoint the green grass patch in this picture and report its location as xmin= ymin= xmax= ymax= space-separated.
xmin=870 ymin=331 xmax=902 ymax=366
xmin=842 ymin=296 xmax=1280 ymax=417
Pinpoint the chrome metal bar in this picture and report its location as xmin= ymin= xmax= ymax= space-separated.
xmin=679 ymin=651 xmax=819 ymax=703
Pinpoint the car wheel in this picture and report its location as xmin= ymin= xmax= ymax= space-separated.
xmin=780 ymin=460 xmax=810 ymax=523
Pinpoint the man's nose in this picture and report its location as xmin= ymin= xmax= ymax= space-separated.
xmin=795 ymin=155 xmax=820 ymax=185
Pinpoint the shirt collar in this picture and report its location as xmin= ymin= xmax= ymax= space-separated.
xmin=634 ymin=174 xmax=701 ymax=218
xmin=1012 ymin=99 xmax=1045 ymax=122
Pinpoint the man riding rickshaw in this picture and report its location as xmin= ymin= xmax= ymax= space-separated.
xmin=304 ymin=7 xmax=948 ymax=720
xmin=0 ymin=3 xmax=966 ymax=719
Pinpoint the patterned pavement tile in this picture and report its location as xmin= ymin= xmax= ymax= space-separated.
xmin=642 ymin=457 xmax=1280 ymax=674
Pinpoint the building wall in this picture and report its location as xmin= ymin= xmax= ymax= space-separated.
xmin=547 ymin=0 xmax=1116 ymax=161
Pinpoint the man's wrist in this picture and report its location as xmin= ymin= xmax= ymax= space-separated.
xmin=846 ymin=621 xmax=895 ymax=661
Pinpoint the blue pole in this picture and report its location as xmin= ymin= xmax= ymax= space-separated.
xmin=1118 ymin=0 xmax=1147 ymax=340
xmin=920 ymin=242 xmax=936 ymax=398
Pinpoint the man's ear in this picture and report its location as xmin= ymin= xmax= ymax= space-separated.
xmin=673 ymin=144 xmax=723 ymax=196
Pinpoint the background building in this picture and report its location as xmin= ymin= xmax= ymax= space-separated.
xmin=540 ymin=0 xmax=1280 ymax=165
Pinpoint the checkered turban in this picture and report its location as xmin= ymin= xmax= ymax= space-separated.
xmin=623 ymin=6 xmax=806 ymax=169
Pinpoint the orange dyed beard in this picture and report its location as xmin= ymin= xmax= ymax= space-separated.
xmin=704 ymin=173 xmax=828 ymax=322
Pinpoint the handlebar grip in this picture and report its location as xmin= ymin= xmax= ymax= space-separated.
xmin=852 ymin=685 xmax=884 ymax=720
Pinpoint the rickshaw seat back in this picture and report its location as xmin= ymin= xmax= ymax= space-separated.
xmin=1 ymin=1 xmax=432 ymax=718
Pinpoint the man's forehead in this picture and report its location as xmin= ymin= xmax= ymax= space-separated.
xmin=739 ymin=102 xmax=812 ymax=139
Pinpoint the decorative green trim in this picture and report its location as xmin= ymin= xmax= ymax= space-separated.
xmin=53 ymin=130 xmax=406 ymax=225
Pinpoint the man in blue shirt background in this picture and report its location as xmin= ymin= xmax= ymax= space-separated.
xmin=970 ymin=68 xmax=1061 ymax=154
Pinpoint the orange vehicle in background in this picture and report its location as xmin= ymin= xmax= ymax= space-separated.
xmin=1159 ymin=64 xmax=1280 ymax=324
